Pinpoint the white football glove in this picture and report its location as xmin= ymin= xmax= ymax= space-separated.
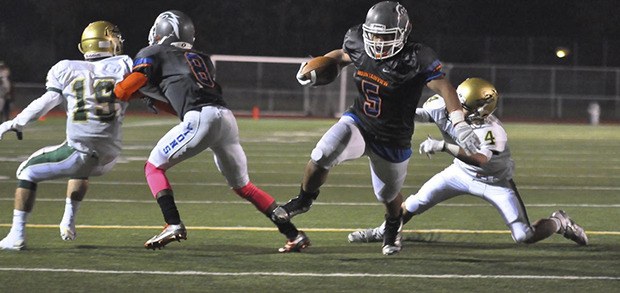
xmin=449 ymin=110 xmax=480 ymax=155
xmin=419 ymin=137 xmax=445 ymax=159
xmin=296 ymin=62 xmax=315 ymax=86
xmin=454 ymin=122 xmax=479 ymax=155
xmin=0 ymin=120 xmax=23 ymax=140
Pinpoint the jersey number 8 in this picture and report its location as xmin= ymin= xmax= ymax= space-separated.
xmin=185 ymin=52 xmax=215 ymax=88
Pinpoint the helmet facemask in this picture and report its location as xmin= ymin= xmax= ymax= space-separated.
xmin=363 ymin=23 xmax=407 ymax=60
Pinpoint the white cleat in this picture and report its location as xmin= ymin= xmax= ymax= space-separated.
xmin=348 ymin=227 xmax=384 ymax=243
xmin=144 ymin=223 xmax=187 ymax=250
xmin=60 ymin=224 xmax=77 ymax=241
xmin=382 ymin=243 xmax=401 ymax=255
xmin=0 ymin=235 xmax=26 ymax=251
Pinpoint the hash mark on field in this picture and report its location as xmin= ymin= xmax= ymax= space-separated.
xmin=0 ymin=267 xmax=617 ymax=280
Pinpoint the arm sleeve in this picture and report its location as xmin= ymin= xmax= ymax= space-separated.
xmin=13 ymin=90 xmax=63 ymax=127
xmin=414 ymin=107 xmax=432 ymax=123
xmin=114 ymin=72 xmax=148 ymax=101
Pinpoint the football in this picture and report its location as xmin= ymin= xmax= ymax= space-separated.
xmin=301 ymin=56 xmax=340 ymax=86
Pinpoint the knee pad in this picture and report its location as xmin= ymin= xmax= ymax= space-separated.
xmin=310 ymin=122 xmax=356 ymax=169
xmin=509 ymin=221 xmax=534 ymax=243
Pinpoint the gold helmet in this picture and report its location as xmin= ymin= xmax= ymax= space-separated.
xmin=456 ymin=78 xmax=499 ymax=124
xmin=78 ymin=21 xmax=123 ymax=60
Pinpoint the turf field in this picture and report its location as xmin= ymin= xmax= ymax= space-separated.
xmin=0 ymin=115 xmax=618 ymax=292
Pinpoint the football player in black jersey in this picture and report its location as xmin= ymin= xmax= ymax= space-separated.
xmin=114 ymin=10 xmax=309 ymax=252
xmin=271 ymin=1 xmax=480 ymax=255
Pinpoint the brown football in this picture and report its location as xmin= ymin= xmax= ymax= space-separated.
xmin=301 ymin=56 xmax=339 ymax=86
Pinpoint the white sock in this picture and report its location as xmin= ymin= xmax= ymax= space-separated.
xmin=60 ymin=197 xmax=81 ymax=227
xmin=9 ymin=209 xmax=28 ymax=239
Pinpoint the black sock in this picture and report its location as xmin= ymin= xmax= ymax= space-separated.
xmin=299 ymin=187 xmax=319 ymax=201
xmin=156 ymin=190 xmax=181 ymax=225
xmin=271 ymin=218 xmax=299 ymax=240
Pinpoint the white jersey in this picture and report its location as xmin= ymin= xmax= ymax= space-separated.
xmin=418 ymin=95 xmax=514 ymax=183
xmin=44 ymin=56 xmax=132 ymax=154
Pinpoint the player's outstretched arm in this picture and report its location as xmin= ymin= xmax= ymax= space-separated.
xmin=0 ymin=91 xmax=63 ymax=140
xmin=114 ymin=72 xmax=148 ymax=101
xmin=427 ymin=78 xmax=480 ymax=155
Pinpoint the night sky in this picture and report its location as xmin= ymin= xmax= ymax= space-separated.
xmin=1 ymin=0 xmax=619 ymax=82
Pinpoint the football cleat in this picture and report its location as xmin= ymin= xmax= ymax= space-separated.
xmin=0 ymin=234 xmax=26 ymax=251
xmin=382 ymin=216 xmax=403 ymax=255
xmin=271 ymin=196 xmax=313 ymax=223
xmin=551 ymin=210 xmax=588 ymax=246
xmin=59 ymin=224 xmax=77 ymax=241
xmin=278 ymin=231 xmax=311 ymax=253
xmin=348 ymin=227 xmax=384 ymax=243
xmin=144 ymin=223 xmax=187 ymax=250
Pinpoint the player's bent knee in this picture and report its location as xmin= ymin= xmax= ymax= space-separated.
xmin=509 ymin=222 xmax=534 ymax=243
xmin=310 ymin=148 xmax=334 ymax=170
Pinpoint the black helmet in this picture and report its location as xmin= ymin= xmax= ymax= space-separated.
xmin=362 ymin=1 xmax=412 ymax=60
xmin=148 ymin=10 xmax=195 ymax=49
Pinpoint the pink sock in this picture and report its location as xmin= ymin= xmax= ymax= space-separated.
xmin=145 ymin=161 xmax=171 ymax=198
xmin=233 ymin=182 xmax=275 ymax=213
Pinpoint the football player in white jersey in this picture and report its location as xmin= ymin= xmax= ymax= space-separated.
xmin=348 ymin=78 xmax=589 ymax=246
xmin=0 ymin=21 xmax=132 ymax=250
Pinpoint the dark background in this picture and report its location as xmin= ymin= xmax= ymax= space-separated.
xmin=1 ymin=0 xmax=619 ymax=82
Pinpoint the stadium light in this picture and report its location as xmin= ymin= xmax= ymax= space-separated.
xmin=555 ymin=47 xmax=570 ymax=58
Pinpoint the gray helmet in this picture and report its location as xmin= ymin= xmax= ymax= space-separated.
xmin=362 ymin=1 xmax=412 ymax=60
xmin=148 ymin=10 xmax=195 ymax=49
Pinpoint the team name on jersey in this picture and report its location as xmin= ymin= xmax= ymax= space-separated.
xmin=162 ymin=123 xmax=194 ymax=155
xmin=356 ymin=70 xmax=389 ymax=87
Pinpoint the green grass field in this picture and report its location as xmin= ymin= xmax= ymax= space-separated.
xmin=0 ymin=116 xmax=618 ymax=292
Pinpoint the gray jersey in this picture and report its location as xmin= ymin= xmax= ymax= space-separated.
xmin=132 ymin=44 xmax=226 ymax=119
xmin=419 ymin=95 xmax=514 ymax=183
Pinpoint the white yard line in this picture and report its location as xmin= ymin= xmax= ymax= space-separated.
xmin=0 ymin=267 xmax=617 ymax=280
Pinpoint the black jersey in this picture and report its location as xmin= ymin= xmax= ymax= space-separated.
xmin=132 ymin=44 xmax=226 ymax=119
xmin=343 ymin=24 xmax=445 ymax=148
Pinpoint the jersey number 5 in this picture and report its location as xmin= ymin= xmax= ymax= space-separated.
xmin=362 ymin=80 xmax=382 ymax=117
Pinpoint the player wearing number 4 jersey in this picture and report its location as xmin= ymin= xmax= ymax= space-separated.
xmin=348 ymin=78 xmax=589 ymax=246
xmin=114 ymin=10 xmax=309 ymax=252
xmin=271 ymin=1 xmax=480 ymax=256
xmin=0 ymin=21 xmax=131 ymax=250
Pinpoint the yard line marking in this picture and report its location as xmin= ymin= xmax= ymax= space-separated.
xmin=2 ymin=179 xmax=620 ymax=191
xmin=1 ymin=197 xmax=619 ymax=209
xmin=0 ymin=268 xmax=617 ymax=280
xmin=0 ymin=224 xmax=618 ymax=236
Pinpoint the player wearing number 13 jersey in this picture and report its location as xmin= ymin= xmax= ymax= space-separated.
xmin=114 ymin=10 xmax=310 ymax=252
xmin=0 ymin=21 xmax=130 ymax=250
xmin=272 ymin=1 xmax=481 ymax=255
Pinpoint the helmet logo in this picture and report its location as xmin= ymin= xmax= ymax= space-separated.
xmin=157 ymin=12 xmax=181 ymax=43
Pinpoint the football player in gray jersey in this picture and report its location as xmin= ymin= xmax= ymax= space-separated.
xmin=271 ymin=1 xmax=480 ymax=255
xmin=348 ymin=78 xmax=589 ymax=246
xmin=0 ymin=21 xmax=131 ymax=250
xmin=114 ymin=10 xmax=309 ymax=252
